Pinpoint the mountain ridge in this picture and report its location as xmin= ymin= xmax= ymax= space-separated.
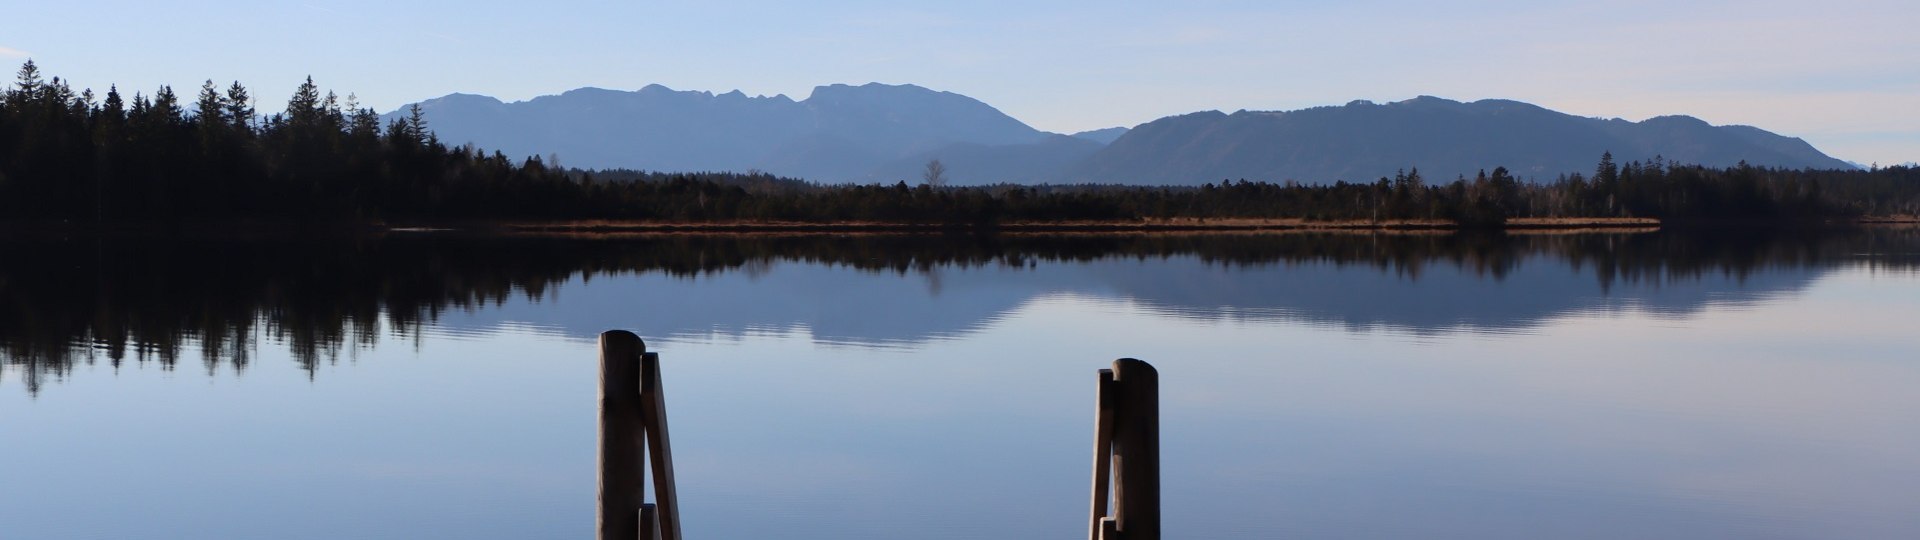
xmin=1067 ymin=96 xmax=1854 ymax=184
xmin=391 ymin=82 xmax=1055 ymax=182
xmin=387 ymin=88 xmax=1854 ymax=185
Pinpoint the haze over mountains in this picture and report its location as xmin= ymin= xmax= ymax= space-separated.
xmin=1079 ymin=97 xmax=1854 ymax=185
xmin=390 ymin=84 xmax=1854 ymax=186
xmin=389 ymin=83 xmax=1099 ymax=184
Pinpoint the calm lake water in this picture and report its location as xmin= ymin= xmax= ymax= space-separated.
xmin=3 ymin=230 xmax=1918 ymax=539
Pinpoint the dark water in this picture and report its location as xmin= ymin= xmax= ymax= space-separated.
xmin=3 ymin=229 xmax=1918 ymax=539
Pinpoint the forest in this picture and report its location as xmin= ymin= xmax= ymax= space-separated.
xmin=3 ymin=60 xmax=1917 ymax=228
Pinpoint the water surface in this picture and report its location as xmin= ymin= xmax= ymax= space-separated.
xmin=3 ymin=230 xmax=1917 ymax=539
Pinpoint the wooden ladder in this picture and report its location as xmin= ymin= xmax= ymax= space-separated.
xmin=595 ymin=333 xmax=1162 ymax=540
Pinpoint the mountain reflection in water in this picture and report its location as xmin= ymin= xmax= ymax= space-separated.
xmin=4 ymin=228 xmax=1917 ymax=394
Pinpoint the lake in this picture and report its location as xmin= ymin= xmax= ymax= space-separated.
xmin=3 ymin=229 xmax=1918 ymax=539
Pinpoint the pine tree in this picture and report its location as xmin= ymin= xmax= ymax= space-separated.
xmin=286 ymin=76 xmax=321 ymax=127
xmin=149 ymin=86 xmax=181 ymax=126
xmin=344 ymin=93 xmax=379 ymax=139
xmin=405 ymin=104 xmax=428 ymax=144
xmin=9 ymin=59 xmax=42 ymax=106
xmin=1595 ymin=151 xmax=1619 ymax=214
xmin=196 ymin=80 xmax=228 ymax=127
xmin=224 ymin=81 xmax=253 ymax=131
xmin=101 ymin=85 xmax=125 ymax=124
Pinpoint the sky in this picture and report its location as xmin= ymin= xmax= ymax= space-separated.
xmin=3 ymin=0 xmax=1915 ymax=165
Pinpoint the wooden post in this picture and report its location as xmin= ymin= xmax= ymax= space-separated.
xmin=1113 ymin=358 xmax=1160 ymax=540
xmin=640 ymin=352 xmax=682 ymax=540
xmin=1090 ymin=369 xmax=1116 ymax=540
xmin=600 ymin=331 xmax=684 ymax=540
xmin=1091 ymin=358 xmax=1160 ymax=540
xmin=640 ymin=503 xmax=659 ymax=540
xmin=599 ymin=331 xmax=644 ymax=540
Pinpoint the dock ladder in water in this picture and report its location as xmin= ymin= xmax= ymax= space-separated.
xmin=596 ymin=331 xmax=1161 ymax=540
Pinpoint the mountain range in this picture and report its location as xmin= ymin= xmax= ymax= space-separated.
xmin=388 ymin=85 xmax=1854 ymax=185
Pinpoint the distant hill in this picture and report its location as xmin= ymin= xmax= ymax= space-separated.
xmin=1070 ymin=127 xmax=1131 ymax=145
xmin=386 ymin=83 xmax=1059 ymax=184
xmin=391 ymin=90 xmax=1853 ymax=186
xmin=1068 ymin=96 xmax=1856 ymax=185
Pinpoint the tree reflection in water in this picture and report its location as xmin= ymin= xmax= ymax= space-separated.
xmin=4 ymin=228 xmax=1916 ymax=395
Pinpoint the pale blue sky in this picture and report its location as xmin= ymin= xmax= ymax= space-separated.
xmin=4 ymin=0 xmax=1914 ymax=164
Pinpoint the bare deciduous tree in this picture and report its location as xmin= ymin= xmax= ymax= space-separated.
xmin=923 ymin=159 xmax=948 ymax=187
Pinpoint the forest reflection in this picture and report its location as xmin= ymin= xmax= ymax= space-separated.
xmin=4 ymin=228 xmax=1916 ymax=394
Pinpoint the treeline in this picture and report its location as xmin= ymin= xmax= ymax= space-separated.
xmin=1119 ymin=157 xmax=1920 ymax=226
xmin=0 ymin=61 xmax=585 ymax=222
xmin=4 ymin=60 xmax=1917 ymax=227
xmin=554 ymin=159 xmax=1920 ymax=226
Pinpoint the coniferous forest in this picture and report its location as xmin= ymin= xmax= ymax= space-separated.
xmin=3 ymin=61 xmax=1916 ymax=228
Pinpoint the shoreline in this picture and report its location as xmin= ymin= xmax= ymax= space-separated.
xmin=4 ymin=216 xmax=1915 ymax=238
xmin=490 ymin=217 xmax=1664 ymax=234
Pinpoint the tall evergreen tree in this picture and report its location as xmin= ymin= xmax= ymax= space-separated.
xmin=405 ymin=104 xmax=428 ymax=145
xmin=286 ymin=76 xmax=321 ymax=127
xmin=8 ymin=59 xmax=42 ymax=106
xmin=100 ymin=85 xmax=125 ymax=124
xmin=224 ymin=81 xmax=253 ymax=131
